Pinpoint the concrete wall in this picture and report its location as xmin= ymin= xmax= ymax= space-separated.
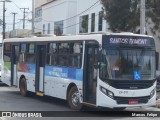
xmin=76 ymin=0 xmax=109 ymax=34
xmin=35 ymin=0 xmax=77 ymax=35
xmin=35 ymin=0 xmax=48 ymax=8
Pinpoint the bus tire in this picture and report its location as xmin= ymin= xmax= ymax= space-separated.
xmin=20 ymin=78 xmax=28 ymax=97
xmin=67 ymin=86 xmax=82 ymax=110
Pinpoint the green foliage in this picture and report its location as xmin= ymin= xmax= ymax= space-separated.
xmin=146 ymin=0 xmax=160 ymax=35
xmin=101 ymin=0 xmax=160 ymax=36
xmin=101 ymin=0 xmax=140 ymax=32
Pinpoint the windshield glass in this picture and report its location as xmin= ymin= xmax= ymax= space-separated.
xmin=99 ymin=49 xmax=155 ymax=80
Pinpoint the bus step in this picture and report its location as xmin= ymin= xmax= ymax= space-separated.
xmin=36 ymin=92 xmax=44 ymax=96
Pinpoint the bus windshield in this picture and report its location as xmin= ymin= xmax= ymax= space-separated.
xmin=100 ymin=49 xmax=156 ymax=80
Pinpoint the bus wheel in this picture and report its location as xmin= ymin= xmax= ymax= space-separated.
xmin=20 ymin=78 xmax=28 ymax=97
xmin=68 ymin=86 xmax=82 ymax=110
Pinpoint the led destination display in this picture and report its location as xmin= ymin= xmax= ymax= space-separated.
xmin=103 ymin=35 xmax=155 ymax=47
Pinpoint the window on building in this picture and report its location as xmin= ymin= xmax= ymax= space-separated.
xmin=48 ymin=23 xmax=50 ymax=34
xmin=98 ymin=11 xmax=103 ymax=31
xmin=79 ymin=15 xmax=89 ymax=33
xmin=91 ymin=13 xmax=95 ymax=32
xmin=35 ymin=7 xmax=42 ymax=18
xmin=43 ymin=24 xmax=45 ymax=34
xmin=54 ymin=21 xmax=63 ymax=36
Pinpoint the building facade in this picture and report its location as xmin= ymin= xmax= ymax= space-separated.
xmin=34 ymin=0 xmax=108 ymax=35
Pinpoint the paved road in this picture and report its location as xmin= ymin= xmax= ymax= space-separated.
xmin=0 ymin=83 xmax=160 ymax=120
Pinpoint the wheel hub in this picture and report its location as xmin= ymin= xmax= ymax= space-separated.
xmin=72 ymin=92 xmax=79 ymax=106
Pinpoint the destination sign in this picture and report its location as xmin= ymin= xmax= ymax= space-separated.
xmin=110 ymin=38 xmax=147 ymax=45
xmin=103 ymin=35 xmax=155 ymax=47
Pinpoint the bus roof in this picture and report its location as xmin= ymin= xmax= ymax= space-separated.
xmin=3 ymin=33 xmax=154 ymax=43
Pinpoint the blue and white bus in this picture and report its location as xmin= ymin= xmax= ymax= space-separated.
xmin=1 ymin=33 xmax=158 ymax=110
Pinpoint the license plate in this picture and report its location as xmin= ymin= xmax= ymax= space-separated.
xmin=128 ymin=100 xmax=139 ymax=104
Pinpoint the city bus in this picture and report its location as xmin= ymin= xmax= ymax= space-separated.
xmin=1 ymin=33 xmax=158 ymax=110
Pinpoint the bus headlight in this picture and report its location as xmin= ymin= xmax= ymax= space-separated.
xmin=150 ymin=88 xmax=155 ymax=98
xmin=100 ymin=86 xmax=114 ymax=99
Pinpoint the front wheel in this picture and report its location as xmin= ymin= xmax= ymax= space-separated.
xmin=67 ymin=86 xmax=82 ymax=110
xmin=19 ymin=78 xmax=28 ymax=97
xmin=156 ymin=81 xmax=160 ymax=92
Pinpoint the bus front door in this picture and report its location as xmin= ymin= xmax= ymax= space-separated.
xmin=35 ymin=45 xmax=46 ymax=94
xmin=11 ymin=45 xmax=19 ymax=86
xmin=84 ymin=44 xmax=98 ymax=104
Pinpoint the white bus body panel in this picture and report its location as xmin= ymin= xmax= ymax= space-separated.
xmin=96 ymin=79 xmax=156 ymax=108
xmin=2 ymin=65 xmax=11 ymax=86
xmin=44 ymin=76 xmax=82 ymax=100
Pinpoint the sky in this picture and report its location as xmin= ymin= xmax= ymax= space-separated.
xmin=0 ymin=0 xmax=32 ymax=33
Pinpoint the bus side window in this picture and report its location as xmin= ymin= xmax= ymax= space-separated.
xmin=49 ymin=43 xmax=57 ymax=54
xmin=47 ymin=43 xmax=58 ymax=66
xmin=19 ymin=44 xmax=26 ymax=63
xmin=19 ymin=53 xmax=25 ymax=63
xmin=4 ymin=43 xmax=11 ymax=62
xmin=25 ymin=44 xmax=35 ymax=64
xmin=69 ymin=42 xmax=83 ymax=68
xmin=59 ymin=43 xmax=69 ymax=54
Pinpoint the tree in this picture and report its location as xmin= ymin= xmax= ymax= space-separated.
xmin=101 ymin=0 xmax=140 ymax=32
xmin=146 ymin=0 xmax=160 ymax=36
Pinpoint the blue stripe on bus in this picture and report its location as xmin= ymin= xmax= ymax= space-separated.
xmin=45 ymin=66 xmax=83 ymax=81
xmin=19 ymin=64 xmax=83 ymax=81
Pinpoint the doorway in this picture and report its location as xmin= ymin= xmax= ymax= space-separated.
xmin=35 ymin=45 xmax=46 ymax=92
xmin=84 ymin=43 xmax=99 ymax=104
xmin=11 ymin=45 xmax=19 ymax=86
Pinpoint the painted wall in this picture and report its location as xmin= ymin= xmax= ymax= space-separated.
xmin=34 ymin=0 xmax=77 ymax=35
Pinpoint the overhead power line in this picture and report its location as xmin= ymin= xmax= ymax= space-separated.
xmin=34 ymin=12 xmax=101 ymax=32
xmin=20 ymin=8 xmax=29 ymax=29
xmin=41 ymin=0 xmax=100 ymax=22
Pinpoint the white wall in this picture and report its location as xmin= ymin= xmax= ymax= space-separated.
xmin=76 ymin=0 xmax=108 ymax=34
xmin=35 ymin=0 xmax=77 ymax=35
xmin=35 ymin=0 xmax=48 ymax=8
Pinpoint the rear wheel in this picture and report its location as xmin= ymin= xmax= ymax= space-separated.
xmin=67 ymin=86 xmax=82 ymax=110
xmin=20 ymin=78 xmax=28 ymax=97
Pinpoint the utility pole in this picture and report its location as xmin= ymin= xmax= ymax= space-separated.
xmin=20 ymin=7 xmax=29 ymax=29
xmin=140 ymin=0 xmax=146 ymax=34
xmin=0 ymin=0 xmax=11 ymax=39
xmin=32 ymin=0 xmax=35 ymax=35
xmin=11 ymin=12 xmax=17 ymax=30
